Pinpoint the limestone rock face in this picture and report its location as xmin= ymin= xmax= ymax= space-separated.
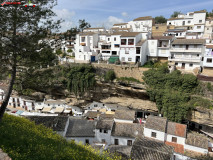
xmin=0 ymin=149 xmax=11 ymax=160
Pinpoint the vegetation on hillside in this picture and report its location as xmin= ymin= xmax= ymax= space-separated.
xmin=15 ymin=64 xmax=96 ymax=98
xmin=143 ymin=66 xmax=213 ymax=123
xmin=117 ymin=77 xmax=141 ymax=84
xmin=0 ymin=114 xmax=120 ymax=160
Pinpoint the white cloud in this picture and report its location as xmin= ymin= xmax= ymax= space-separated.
xmin=103 ymin=16 xmax=124 ymax=28
xmin=121 ymin=12 xmax=128 ymax=17
xmin=53 ymin=9 xmax=76 ymax=32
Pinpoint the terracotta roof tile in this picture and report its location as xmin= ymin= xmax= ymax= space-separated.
xmin=165 ymin=141 xmax=184 ymax=154
xmin=167 ymin=122 xmax=187 ymax=138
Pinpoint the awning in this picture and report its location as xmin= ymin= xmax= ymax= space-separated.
xmin=42 ymin=107 xmax=52 ymax=112
xmin=35 ymin=106 xmax=44 ymax=110
xmin=54 ymin=107 xmax=64 ymax=113
xmin=64 ymin=109 xmax=72 ymax=113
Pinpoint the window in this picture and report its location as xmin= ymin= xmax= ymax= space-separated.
xmin=128 ymin=58 xmax=132 ymax=61
xmin=121 ymin=57 xmax=125 ymax=61
xmin=104 ymin=130 xmax=108 ymax=133
xmin=108 ymin=38 xmax=110 ymax=41
xmin=169 ymin=22 xmax=171 ymax=25
xmin=197 ymin=26 xmax=201 ymax=29
xmin=189 ymin=64 xmax=193 ymax=67
xmin=85 ymin=139 xmax=89 ymax=145
xmin=127 ymin=140 xmax=132 ymax=146
xmin=94 ymin=104 xmax=98 ymax=107
xmin=114 ymin=37 xmax=116 ymax=41
xmin=207 ymin=58 xmax=213 ymax=63
xmin=128 ymin=39 xmax=134 ymax=45
xmin=114 ymin=44 xmax=120 ymax=48
xmin=81 ymin=37 xmax=85 ymax=42
xmin=175 ymin=63 xmax=178 ymax=66
xmin=172 ymin=137 xmax=177 ymax=143
xmin=102 ymin=139 xmax=106 ymax=143
xmin=115 ymin=139 xmax=119 ymax=145
xmin=207 ymin=28 xmax=209 ymax=30
xmin=151 ymin=132 xmax=157 ymax=138
xmin=102 ymin=51 xmax=110 ymax=53
xmin=100 ymin=129 xmax=102 ymax=133
xmin=199 ymin=20 xmax=202 ymax=23
xmin=197 ymin=54 xmax=200 ymax=57
xmin=121 ymin=39 xmax=127 ymax=45
xmin=188 ymin=21 xmax=191 ymax=23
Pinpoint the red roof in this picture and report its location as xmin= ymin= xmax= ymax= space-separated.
xmin=165 ymin=141 xmax=184 ymax=154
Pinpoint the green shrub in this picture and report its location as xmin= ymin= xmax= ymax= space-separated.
xmin=104 ymin=70 xmax=116 ymax=82
xmin=207 ymin=82 xmax=213 ymax=91
xmin=0 ymin=114 xmax=120 ymax=160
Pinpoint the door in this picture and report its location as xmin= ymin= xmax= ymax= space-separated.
xmin=182 ymin=63 xmax=185 ymax=69
xmin=114 ymin=139 xmax=119 ymax=145
xmin=186 ymin=45 xmax=189 ymax=50
xmin=136 ymin=56 xmax=140 ymax=63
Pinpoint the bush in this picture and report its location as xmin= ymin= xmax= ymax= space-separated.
xmin=0 ymin=114 xmax=120 ymax=160
xmin=104 ymin=70 xmax=116 ymax=82
xmin=207 ymin=82 xmax=212 ymax=91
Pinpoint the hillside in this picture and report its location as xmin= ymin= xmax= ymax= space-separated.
xmin=0 ymin=114 xmax=119 ymax=160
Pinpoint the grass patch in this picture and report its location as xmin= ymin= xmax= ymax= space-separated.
xmin=0 ymin=114 xmax=120 ymax=160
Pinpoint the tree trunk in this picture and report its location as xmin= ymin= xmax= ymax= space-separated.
xmin=0 ymin=64 xmax=16 ymax=122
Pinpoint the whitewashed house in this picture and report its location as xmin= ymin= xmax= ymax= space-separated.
xmin=111 ymin=123 xmax=143 ymax=146
xmin=164 ymin=29 xmax=186 ymax=38
xmin=70 ymin=106 xmax=83 ymax=117
xmin=184 ymin=133 xmax=209 ymax=154
xmin=119 ymin=32 xmax=147 ymax=65
xmin=112 ymin=23 xmax=128 ymax=29
xmin=74 ymin=32 xmax=99 ymax=63
xmin=203 ymin=45 xmax=213 ymax=68
xmin=144 ymin=116 xmax=167 ymax=142
xmin=95 ymin=119 xmax=114 ymax=145
xmin=128 ymin=16 xmax=154 ymax=33
xmin=114 ymin=110 xmax=135 ymax=123
xmin=168 ymin=39 xmax=206 ymax=70
xmin=66 ymin=118 xmax=96 ymax=145
xmin=203 ymin=18 xmax=213 ymax=41
xmin=167 ymin=10 xmax=206 ymax=38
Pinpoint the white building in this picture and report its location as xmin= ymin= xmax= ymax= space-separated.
xmin=167 ymin=10 xmax=206 ymax=39
xmin=164 ymin=29 xmax=186 ymax=38
xmin=168 ymin=39 xmax=206 ymax=70
xmin=203 ymin=18 xmax=213 ymax=42
xmin=66 ymin=118 xmax=96 ymax=145
xmin=95 ymin=119 xmax=114 ymax=145
xmin=111 ymin=123 xmax=143 ymax=146
xmin=128 ymin=16 xmax=154 ymax=33
xmin=83 ymin=28 xmax=105 ymax=33
xmin=75 ymin=32 xmax=99 ymax=63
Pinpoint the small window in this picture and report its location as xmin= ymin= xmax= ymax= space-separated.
xmin=197 ymin=54 xmax=200 ymax=57
xmin=104 ymin=130 xmax=108 ymax=133
xmin=172 ymin=137 xmax=177 ymax=143
xmin=94 ymin=104 xmax=98 ymax=107
xmin=102 ymin=139 xmax=106 ymax=143
xmin=197 ymin=26 xmax=201 ymax=29
xmin=100 ymin=129 xmax=102 ymax=133
xmin=189 ymin=64 xmax=193 ymax=67
xmin=199 ymin=20 xmax=202 ymax=23
xmin=175 ymin=63 xmax=178 ymax=66
xmin=121 ymin=39 xmax=127 ymax=45
xmin=151 ymin=132 xmax=157 ymax=138
xmin=128 ymin=58 xmax=132 ymax=61
xmin=115 ymin=139 xmax=119 ymax=145
xmin=114 ymin=38 xmax=116 ymax=41
xmin=207 ymin=58 xmax=212 ymax=63
xmin=127 ymin=140 xmax=132 ymax=146
xmin=188 ymin=21 xmax=191 ymax=23
xmin=85 ymin=139 xmax=89 ymax=145
xmin=108 ymin=38 xmax=110 ymax=41
xmin=207 ymin=28 xmax=209 ymax=30
xmin=128 ymin=39 xmax=134 ymax=45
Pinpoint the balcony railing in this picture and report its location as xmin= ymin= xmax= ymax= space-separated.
xmin=169 ymin=56 xmax=201 ymax=62
xmin=170 ymin=48 xmax=202 ymax=52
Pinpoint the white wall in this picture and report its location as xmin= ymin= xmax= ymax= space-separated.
xmin=111 ymin=136 xmax=135 ymax=146
xmin=67 ymin=137 xmax=95 ymax=145
xmin=144 ymin=128 xmax=166 ymax=142
xmin=95 ymin=129 xmax=112 ymax=144
xmin=184 ymin=144 xmax=208 ymax=154
xmin=166 ymin=134 xmax=185 ymax=145
xmin=148 ymin=40 xmax=158 ymax=57
xmin=114 ymin=119 xmax=133 ymax=124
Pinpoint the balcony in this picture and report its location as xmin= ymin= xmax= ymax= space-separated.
xmin=168 ymin=56 xmax=201 ymax=63
xmin=170 ymin=48 xmax=202 ymax=53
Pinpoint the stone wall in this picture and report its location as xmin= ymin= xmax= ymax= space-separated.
xmin=92 ymin=63 xmax=150 ymax=82
xmin=203 ymin=67 xmax=213 ymax=77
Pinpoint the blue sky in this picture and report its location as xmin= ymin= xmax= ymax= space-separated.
xmin=53 ymin=0 xmax=213 ymax=32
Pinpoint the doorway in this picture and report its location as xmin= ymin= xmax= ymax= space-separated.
xmin=182 ymin=63 xmax=185 ymax=69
